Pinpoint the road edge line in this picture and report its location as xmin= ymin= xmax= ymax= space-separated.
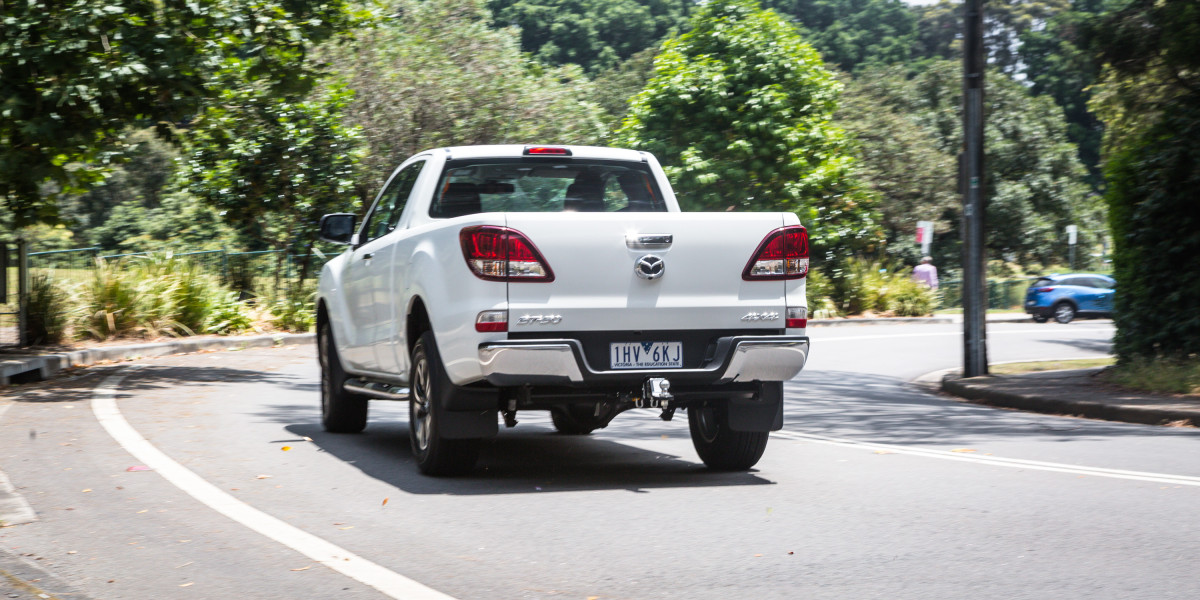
xmin=91 ymin=368 xmax=456 ymax=600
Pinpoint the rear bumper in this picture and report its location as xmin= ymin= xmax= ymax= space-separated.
xmin=478 ymin=335 xmax=810 ymax=386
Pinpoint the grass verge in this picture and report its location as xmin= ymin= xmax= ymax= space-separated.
xmin=988 ymin=357 xmax=1115 ymax=375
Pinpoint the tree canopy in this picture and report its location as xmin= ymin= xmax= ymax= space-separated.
xmin=615 ymin=0 xmax=880 ymax=259
xmin=486 ymin=0 xmax=694 ymax=73
xmin=0 ymin=0 xmax=357 ymax=227
xmin=326 ymin=0 xmax=608 ymax=191
xmin=763 ymin=0 xmax=920 ymax=72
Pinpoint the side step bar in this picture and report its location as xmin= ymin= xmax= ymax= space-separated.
xmin=344 ymin=378 xmax=411 ymax=401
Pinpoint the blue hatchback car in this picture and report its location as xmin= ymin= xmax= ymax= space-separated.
xmin=1024 ymin=273 xmax=1115 ymax=323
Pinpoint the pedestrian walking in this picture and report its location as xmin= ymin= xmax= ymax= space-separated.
xmin=913 ymin=256 xmax=938 ymax=290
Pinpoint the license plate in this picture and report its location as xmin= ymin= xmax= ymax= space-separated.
xmin=610 ymin=341 xmax=683 ymax=369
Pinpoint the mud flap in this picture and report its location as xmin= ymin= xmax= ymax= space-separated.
xmin=726 ymin=381 xmax=784 ymax=432
xmin=439 ymin=383 xmax=499 ymax=439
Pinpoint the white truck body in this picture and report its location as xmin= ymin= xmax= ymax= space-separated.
xmin=316 ymin=145 xmax=811 ymax=474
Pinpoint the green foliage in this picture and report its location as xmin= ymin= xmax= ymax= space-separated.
xmin=84 ymin=254 xmax=254 ymax=339
xmin=824 ymin=258 xmax=935 ymax=316
xmin=205 ymin=292 xmax=257 ymax=335
xmin=326 ymin=0 xmax=607 ymax=190
xmin=487 ymin=0 xmax=694 ymax=73
xmin=615 ymin=0 xmax=881 ymax=260
xmin=0 ymin=0 xmax=358 ymax=226
xmin=186 ymin=78 xmax=364 ymax=257
xmin=269 ymin=282 xmax=318 ymax=332
xmin=763 ymin=0 xmax=920 ymax=72
xmin=1089 ymin=0 xmax=1200 ymax=362
xmin=25 ymin=274 xmax=79 ymax=345
xmin=841 ymin=61 xmax=1104 ymax=271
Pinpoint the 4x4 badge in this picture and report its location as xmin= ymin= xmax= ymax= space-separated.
xmin=635 ymin=255 xmax=665 ymax=280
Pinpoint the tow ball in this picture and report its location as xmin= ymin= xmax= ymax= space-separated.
xmin=639 ymin=378 xmax=676 ymax=421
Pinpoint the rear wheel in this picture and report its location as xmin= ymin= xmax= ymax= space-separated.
xmin=1053 ymin=302 xmax=1076 ymax=324
xmin=550 ymin=405 xmax=605 ymax=435
xmin=318 ymin=322 xmax=368 ymax=433
xmin=688 ymin=402 xmax=769 ymax=471
xmin=409 ymin=332 xmax=480 ymax=476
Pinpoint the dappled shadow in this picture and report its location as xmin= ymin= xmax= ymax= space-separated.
xmin=2 ymin=362 xmax=313 ymax=404
xmin=285 ymin=420 xmax=774 ymax=496
xmin=783 ymin=370 xmax=1200 ymax=445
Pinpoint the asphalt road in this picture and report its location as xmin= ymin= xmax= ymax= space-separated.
xmin=2 ymin=320 xmax=1198 ymax=599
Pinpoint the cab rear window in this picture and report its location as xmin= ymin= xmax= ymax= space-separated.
xmin=429 ymin=158 xmax=667 ymax=218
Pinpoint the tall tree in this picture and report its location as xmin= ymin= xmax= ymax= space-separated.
xmin=762 ymin=0 xmax=921 ymax=72
xmin=185 ymin=75 xmax=363 ymax=282
xmin=325 ymin=0 xmax=608 ymax=191
xmin=615 ymin=0 xmax=881 ymax=260
xmin=0 ymin=0 xmax=357 ymax=226
xmin=843 ymin=62 xmax=1103 ymax=270
xmin=486 ymin=0 xmax=694 ymax=73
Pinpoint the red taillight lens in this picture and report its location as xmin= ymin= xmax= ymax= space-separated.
xmin=786 ymin=307 xmax=808 ymax=328
xmin=460 ymin=226 xmax=555 ymax=282
xmin=1034 ymin=287 xmax=1055 ymax=293
xmin=743 ymin=226 xmax=810 ymax=280
xmin=523 ymin=146 xmax=572 ymax=156
xmin=475 ymin=310 xmax=508 ymax=332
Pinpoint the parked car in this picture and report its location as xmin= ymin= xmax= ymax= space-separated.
xmin=1024 ymin=273 xmax=1115 ymax=323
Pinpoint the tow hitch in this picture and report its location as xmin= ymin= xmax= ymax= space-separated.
xmin=642 ymin=378 xmax=676 ymax=421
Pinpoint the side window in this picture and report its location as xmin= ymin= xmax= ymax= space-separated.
xmin=360 ymin=161 xmax=425 ymax=244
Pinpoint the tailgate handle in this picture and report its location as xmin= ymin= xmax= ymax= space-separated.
xmin=627 ymin=234 xmax=673 ymax=250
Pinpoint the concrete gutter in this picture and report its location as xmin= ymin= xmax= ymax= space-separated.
xmin=0 ymin=333 xmax=314 ymax=385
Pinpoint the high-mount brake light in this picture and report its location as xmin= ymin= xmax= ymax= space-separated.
xmin=460 ymin=226 xmax=555 ymax=282
xmin=742 ymin=226 xmax=810 ymax=280
xmin=523 ymin=146 xmax=572 ymax=156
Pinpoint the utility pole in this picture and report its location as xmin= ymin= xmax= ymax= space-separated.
xmin=962 ymin=0 xmax=988 ymax=377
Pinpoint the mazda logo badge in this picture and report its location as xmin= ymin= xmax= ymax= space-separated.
xmin=635 ymin=255 xmax=665 ymax=280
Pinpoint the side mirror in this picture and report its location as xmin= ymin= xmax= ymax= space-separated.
xmin=319 ymin=213 xmax=357 ymax=245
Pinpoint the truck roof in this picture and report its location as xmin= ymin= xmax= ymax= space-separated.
xmin=439 ymin=145 xmax=648 ymax=162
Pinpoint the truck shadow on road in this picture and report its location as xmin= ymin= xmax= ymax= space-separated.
xmin=284 ymin=420 xmax=774 ymax=495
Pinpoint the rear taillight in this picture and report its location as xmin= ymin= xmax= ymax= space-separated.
xmin=743 ymin=226 xmax=810 ymax=280
xmin=460 ymin=226 xmax=555 ymax=282
xmin=786 ymin=307 xmax=807 ymax=329
xmin=1034 ymin=287 xmax=1055 ymax=293
xmin=475 ymin=310 xmax=508 ymax=332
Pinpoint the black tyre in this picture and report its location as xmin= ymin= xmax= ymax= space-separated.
xmin=1053 ymin=302 xmax=1075 ymax=324
xmin=318 ymin=321 xmax=368 ymax=433
xmin=409 ymin=332 xmax=480 ymax=476
xmin=687 ymin=402 xmax=769 ymax=471
xmin=550 ymin=405 xmax=604 ymax=435
xmin=1031 ymin=315 xmax=1049 ymax=323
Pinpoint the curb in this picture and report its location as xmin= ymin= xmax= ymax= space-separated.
xmin=0 ymin=333 xmax=315 ymax=385
xmin=942 ymin=372 xmax=1198 ymax=427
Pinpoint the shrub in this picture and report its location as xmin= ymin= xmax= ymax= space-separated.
xmin=25 ymin=273 xmax=79 ymax=344
xmin=268 ymin=283 xmax=316 ymax=332
xmin=84 ymin=254 xmax=254 ymax=339
xmin=827 ymin=257 xmax=936 ymax=317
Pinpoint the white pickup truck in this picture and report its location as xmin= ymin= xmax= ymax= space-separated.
xmin=316 ymin=145 xmax=810 ymax=475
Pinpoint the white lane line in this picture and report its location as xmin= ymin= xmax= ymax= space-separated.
xmin=772 ymin=430 xmax=1200 ymax=487
xmin=812 ymin=328 xmax=1113 ymax=343
xmin=91 ymin=368 xmax=456 ymax=600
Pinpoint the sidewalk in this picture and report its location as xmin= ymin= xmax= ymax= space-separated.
xmin=943 ymin=367 xmax=1200 ymax=427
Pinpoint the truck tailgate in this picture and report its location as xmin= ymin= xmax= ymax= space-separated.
xmin=504 ymin=212 xmax=790 ymax=332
